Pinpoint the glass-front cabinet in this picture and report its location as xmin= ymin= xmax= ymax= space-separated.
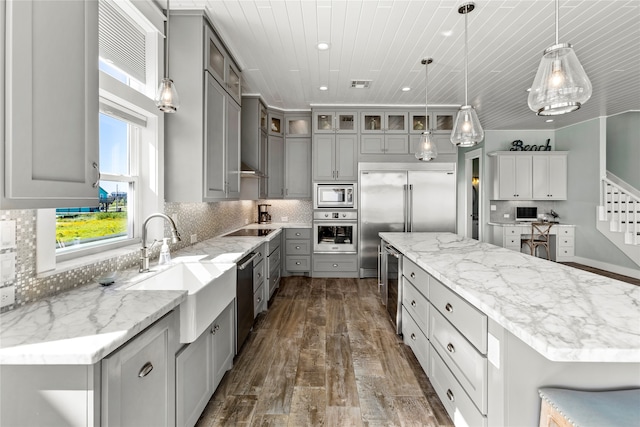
xmin=285 ymin=114 xmax=311 ymax=137
xmin=226 ymin=62 xmax=241 ymax=103
xmin=205 ymin=27 xmax=241 ymax=104
xmin=269 ymin=111 xmax=284 ymax=137
xmin=410 ymin=110 xmax=455 ymax=134
xmin=361 ymin=112 xmax=408 ymax=134
xmin=313 ymin=111 xmax=357 ymax=133
xmin=206 ymin=32 xmax=225 ymax=84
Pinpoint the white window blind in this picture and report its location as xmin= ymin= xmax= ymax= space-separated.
xmin=99 ymin=0 xmax=146 ymax=84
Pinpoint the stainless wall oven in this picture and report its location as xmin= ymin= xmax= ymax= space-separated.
xmin=380 ymin=241 xmax=402 ymax=334
xmin=314 ymin=183 xmax=356 ymax=209
xmin=313 ymin=211 xmax=357 ymax=253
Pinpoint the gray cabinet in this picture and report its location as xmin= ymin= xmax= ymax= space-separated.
xmin=267 ymin=136 xmax=285 ymax=198
xmin=267 ymin=235 xmax=282 ymax=299
xmin=2 ymin=0 xmax=99 ymax=209
xmin=269 ymin=111 xmax=284 ymax=137
xmin=102 ymin=312 xmax=178 ymax=427
xmin=166 ymin=12 xmax=241 ymax=202
xmin=313 ymin=134 xmax=358 ymax=181
xmin=409 ymin=110 xmax=455 ymax=135
xmin=312 ymin=254 xmax=358 ymax=277
xmin=241 ymin=96 xmax=268 ymax=176
xmin=313 ymin=111 xmax=357 ymax=133
xmin=285 ymin=114 xmax=312 ymax=138
xmin=283 ymin=228 xmax=311 ymax=276
xmin=211 ymin=300 xmax=235 ymax=388
xmin=285 ymin=138 xmax=312 ymax=199
xmin=361 ymin=134 xmax=409 ymax=154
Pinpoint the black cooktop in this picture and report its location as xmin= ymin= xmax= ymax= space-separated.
xmin=224 ymin=228 xmax=275 ymax=237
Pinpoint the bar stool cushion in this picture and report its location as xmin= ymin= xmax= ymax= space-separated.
xmin=539 ymin=387 xmax=640 ymax=427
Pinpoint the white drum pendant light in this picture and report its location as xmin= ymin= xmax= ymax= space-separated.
xmin=155 ymin=0 xmax=180 ymax=113
xmin=451 ymin=2 xmax=484 ymax=148
xmin=415 ymin=58 xmax=437 ymax=161
xmin=528 ymin=0 xmax=592 ymax=115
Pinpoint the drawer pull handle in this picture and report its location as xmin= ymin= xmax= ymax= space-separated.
xmin=447 ymin=343 xmax=455 ymax=353
xmin=446 ymin=389 xmax=455 ymax=402
xmin=445 ymin=303 xmax=453 ymax=313
xmin=410 ymin=272 xmax=416 ymax=279
xmin=138 ymin=362 xmax=154 ymax=378
xmin=295 ymin=233 xmax=301 ymax=236
xmin=295 ymin=246 xmax=301 ymax=249
xmin=333 ymin=264 xmax=338 ymax=268
xmin=258 ymin=273 xmax=262 ymax=278
xmin=410 ymin=333 xmax=416 ymax=341
xmin=411 ymin=300 xmax=416 ymax=307
xmin=211 ymin=324 xmax=220 ymax=334
xmin=296 ymin=262 xmax=301 ymax=265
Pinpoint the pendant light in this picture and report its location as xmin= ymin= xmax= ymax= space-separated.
xmin=450 ymin=2 xmax=484 ymax=148
xmin=415 ymin=58 xmax=437 ymax=161
xmin=155 ymin=0 xmax=179 ymax=113
xmin=528 ymin=0 xmax=591 ymax=115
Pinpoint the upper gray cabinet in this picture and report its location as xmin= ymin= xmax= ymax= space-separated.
xmin=241 ymin=96 xmax=268 ymax=174
xmin=285 ymin=114 xmax=311 ymax=138
xmin=313 ymin=111 xmax=357 ymax=134
xmin=165 ymin=11 xmax=241 ymax=202
xmin=2 ymin=0 xmax=99 ymax=209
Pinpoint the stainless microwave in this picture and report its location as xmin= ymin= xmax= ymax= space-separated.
xmin=314 ymin=183 xmax=356 ymax=208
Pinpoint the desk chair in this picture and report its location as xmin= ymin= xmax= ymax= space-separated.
xmin=521 ymin=222 xmax=553 ymax=260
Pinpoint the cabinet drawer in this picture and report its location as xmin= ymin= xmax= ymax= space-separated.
xmin=268 ymin=234 xmax=281 ymax=254
xmin=504 ymin=236 xmax=522 ymax=249
xmin=286 ymin=256 xmax=311 ymax=271
xmin=428 ymin=346 xmax=488 ymax=427
xmin=558 ymin=227 xmax=575 ymax=237
xmin=557 ymin=246 xmax=575 ymax=257
xmin=557 ymin=235 xmax=574 ymax=247
xmin=402 ymin=307 xmax=430 ymax=374
xmin=268 ymin=247 xmax=281 ymax=272
xmin=254 ymin=283 xmax=265 ymax=315
xmin=504 ymin=226 xmax=527 ymax=236
xmin=429 ymin=279 xmax=487 ymax=354
xmin=285 ymin=228 xmax=311 ymax=239
xmin=286 ymin=240 xmax=311 ymax=255
xmin=430 ymin=306 xmax=487 ymax=413
xmin=402 ymin=278 xmax=429 ymax=336
xmin=402 ymin=257 xmax=430 ymax=292
xmin=253 ymin=259 xmax=265 ymax=293
xmin=254 ymin=244 xmax=265 ymax=264
xmin=313 ymin=256 xmax=357 ymax=272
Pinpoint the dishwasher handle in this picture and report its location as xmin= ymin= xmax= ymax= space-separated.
xmin=384 ymin=244 xmax=401 ymax=258
xmin=238 ymin=252 xmax=259 ymax=270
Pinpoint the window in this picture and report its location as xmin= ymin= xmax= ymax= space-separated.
xmin=56 ymin=107 xmax=142 ymax=253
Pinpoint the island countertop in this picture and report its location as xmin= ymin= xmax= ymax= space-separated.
xmin=379 ymin=232 xmax=640 ymax=363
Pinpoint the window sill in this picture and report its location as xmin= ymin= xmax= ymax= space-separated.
xmin=38 ymin=243 xmax=140 ymax=280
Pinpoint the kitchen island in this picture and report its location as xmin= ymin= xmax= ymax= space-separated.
xmin=380 ymin=232 xmax=640 ymax=426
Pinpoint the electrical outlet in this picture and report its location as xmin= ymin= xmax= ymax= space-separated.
xmin=190 ymin=234 xmax=198 ymax=244
xmin=0 ymin=285 xmax=15 ymax=308
xmin=281 ymin=216 xmax=288 ymax=222
xmin=490 ymin=205 xmax=497 ymax=211
xmin=0 ymin=253 xmax=16 ymax=283
xmin=503 ymin=213 xmax=510 ymax=218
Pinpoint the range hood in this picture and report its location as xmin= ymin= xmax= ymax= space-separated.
xmin=240 ymin=162 xmax=266 ymax=178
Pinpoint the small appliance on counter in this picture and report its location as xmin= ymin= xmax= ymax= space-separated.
xmin=258 ymin=204 xmax=272 ymax=224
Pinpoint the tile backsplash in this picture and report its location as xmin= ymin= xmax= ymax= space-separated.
xmin=258 ymin=199 xmax=313 ymax=224
xmin=0 ymin=200 xmax=256 ymax=313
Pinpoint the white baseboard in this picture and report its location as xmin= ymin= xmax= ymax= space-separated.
xmin=571 ymin=256 xmax=640 ymax=280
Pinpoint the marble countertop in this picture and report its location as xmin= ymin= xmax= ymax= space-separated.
xmin=379 ymin=232 xmax=640 ymax=363
xmin=0 ymin=223 xmax=310 ymax=365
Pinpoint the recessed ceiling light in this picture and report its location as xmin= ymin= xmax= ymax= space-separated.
xmin=317 ymin=42 xmax=330 ymax=50
xmin=402 ymin=87 xmax=411 ymax=92
xmin=545 ymin=119 xmax=554 ymax=123
xmin=319 ymin=85 xmax=328 ymax=91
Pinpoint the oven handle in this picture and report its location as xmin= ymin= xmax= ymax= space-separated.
xmin=238 ymin=252 xmax=259 ymax=270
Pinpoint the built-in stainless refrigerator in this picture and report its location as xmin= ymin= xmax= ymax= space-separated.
xmin=359 ymin=162 xmax=456 ymax=277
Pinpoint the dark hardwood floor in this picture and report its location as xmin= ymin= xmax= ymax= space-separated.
xmin=195 ymin=277 xmax=453 ymax=427
xmin=561 ymin=262 xmax=640 ymax=286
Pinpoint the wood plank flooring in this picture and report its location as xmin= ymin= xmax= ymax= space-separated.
xmin=195 ymin=277 xmax=453 ymax=427
xmin=561 ymin=262 xmax=640 ymax=286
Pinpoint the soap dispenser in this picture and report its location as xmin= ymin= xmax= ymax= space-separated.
xmin=158 ymin=238 xmax=172 ymax=265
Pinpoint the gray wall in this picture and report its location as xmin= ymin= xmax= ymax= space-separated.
xmin=556 ymin=118 xmax=637 ymax=269
xmin=606 ymin=111 xmax=640 ymax=188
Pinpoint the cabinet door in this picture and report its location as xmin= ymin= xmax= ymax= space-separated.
xmin=335 ymin=134 xmax=358 ymax=181
xmin=4 ymin=0 xmax=99 ymax=208
xmin=176 ymin=330 xmax=213 ymax=427
xmin=336 ymin=112 xmax=357 ymax=133
xmin=313 ymin=135 xmax=336 ymax=181
xmin=205 ymin=74 xmax=227 ymax=199
xmin=313 ymin=111 xmax=335 ymax=133
xmin=211 ymin=301 xmax=235 ymax=389
xmin=385 ymin=112 xmax=408 ymax=133
xmin=259 ymin=132 xmax=269 ymax=198
xmin=410 ymin=112 xmax=429 ymax=134
xmin=205 ymin=28 xmax=226 ymax=87
xmin=497 ymin=156 xmax=517 ymax=199
xmin=286 ymin=115 xmax=311 ymax=137
xmin=433 ymin=111 xmax=455 ymax=133
xmin=532 ymin=156 xmax=550 ymax=200
xmin=226 ymin=61 xmax=242 ymax=104
xmin=361 ymin=112 xmax=384 ymax=133
xmin=269 ymin=112 xmax=284 ymax=137
xmin=267 ymin=136 xmax=284 ymax=198
xmin=226 ymin=98 xmax=241 ymax=199
xmin=361 ymin=135 xmax=385 ymax=154
xmin=515 ymin=156 xmax=533 ymax=199
xmin=547 ymin=155 xmax=567 ymax=200
xmin=102 ymin=313 xmax=177 ymax=427
xmin=285 ymin=138 xmax=311 ymax=198
xmin=385 ymin=135 xmax=409 ymax=154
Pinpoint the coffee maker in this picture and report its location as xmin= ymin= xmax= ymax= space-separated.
xmin=258 ymin=204 xmax=272 ymax=224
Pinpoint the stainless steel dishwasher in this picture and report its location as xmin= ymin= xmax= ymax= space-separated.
xmin=236 ymin=252 xmax=257 ymax=351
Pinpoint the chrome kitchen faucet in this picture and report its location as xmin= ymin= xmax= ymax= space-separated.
xmin=140 ymin=213 xmax=181 ymax=272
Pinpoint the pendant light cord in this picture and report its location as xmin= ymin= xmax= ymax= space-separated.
xmin=425 ymin=61 xmax=429 ymax=126
xmin=464 ymin=7 xmax=469 ymax=106
xmin=165 ymin=0 xmax=170 ymax=77
xmin=555 ymin=0 xmax=559 ymax=45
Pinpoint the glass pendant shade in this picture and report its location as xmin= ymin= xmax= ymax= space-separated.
xmin=528 ymin=43 xmax=592 ymax=115
xmin=155 ymin=78 xmax=179 ymax=113
xmin=415 ymin=131 xmax=438 ymax=161
xmin=451 ymin=105 xmax=484 ymax=147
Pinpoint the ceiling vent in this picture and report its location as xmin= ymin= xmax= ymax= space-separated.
xmin=350 ymin=80 xmax=372 ymax=89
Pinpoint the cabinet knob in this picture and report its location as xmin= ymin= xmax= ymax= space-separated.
xmin=333 ymin=264 xmax=339 ymax=268
xmin=446 ymin=389 xmax=455 ymax=402
xmin=211 ymin=324 xmax=220 ymax=334
xmin=411 ymin=300 xmax=416 ymax=307
xmin=410 ymin=333 xmax=416 ymax=341
xmin=296 ymin=232 xmax=302 ymax=235
xmin=410 ymin=272 xmax=416 ymax=279
xmin=445 ymin=303 xmax=453 ymax=313
xmin=257 ymin=297 xmax=262 ymax=303
xmin=296 ymin=262 xmax=301 ymax=265
xmin=447 ymin=343 xmax=455 ymax=353
xmin=295 ymin=246 xmax=301 ymax=250
xmin=258 ymin=273 xmax=262 ymax=278
xmin=138 ymin=362 xmax=154 ymax=378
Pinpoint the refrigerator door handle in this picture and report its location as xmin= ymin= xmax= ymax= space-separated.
xmin=408 ymin=184 xmax=414 ymax=232
xmin=403 ymin=184 xmax=408 ymax=232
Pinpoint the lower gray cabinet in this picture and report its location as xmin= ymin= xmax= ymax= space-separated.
xmin=312 ymin=253 xmax=358 ymax=278
xmin=102 ymin=311 xmax=178 ymax=427
xmin=283 ymin=228 xmax=311 ymax=276
xmin=175 ymin=301 xmax=234 ymax=427
xmin=267 ymin=235 xmax=282 ymax=299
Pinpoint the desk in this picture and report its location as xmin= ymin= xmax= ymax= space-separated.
xmin=489 ymin=222 xmax=576 ymax=262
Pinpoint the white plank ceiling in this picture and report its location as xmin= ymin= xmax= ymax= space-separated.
xmin=171 ymin=0 xmax=640 ymax=130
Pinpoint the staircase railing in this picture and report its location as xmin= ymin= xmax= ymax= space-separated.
xmin=601 ymin=177 xmax=640 ymax=245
